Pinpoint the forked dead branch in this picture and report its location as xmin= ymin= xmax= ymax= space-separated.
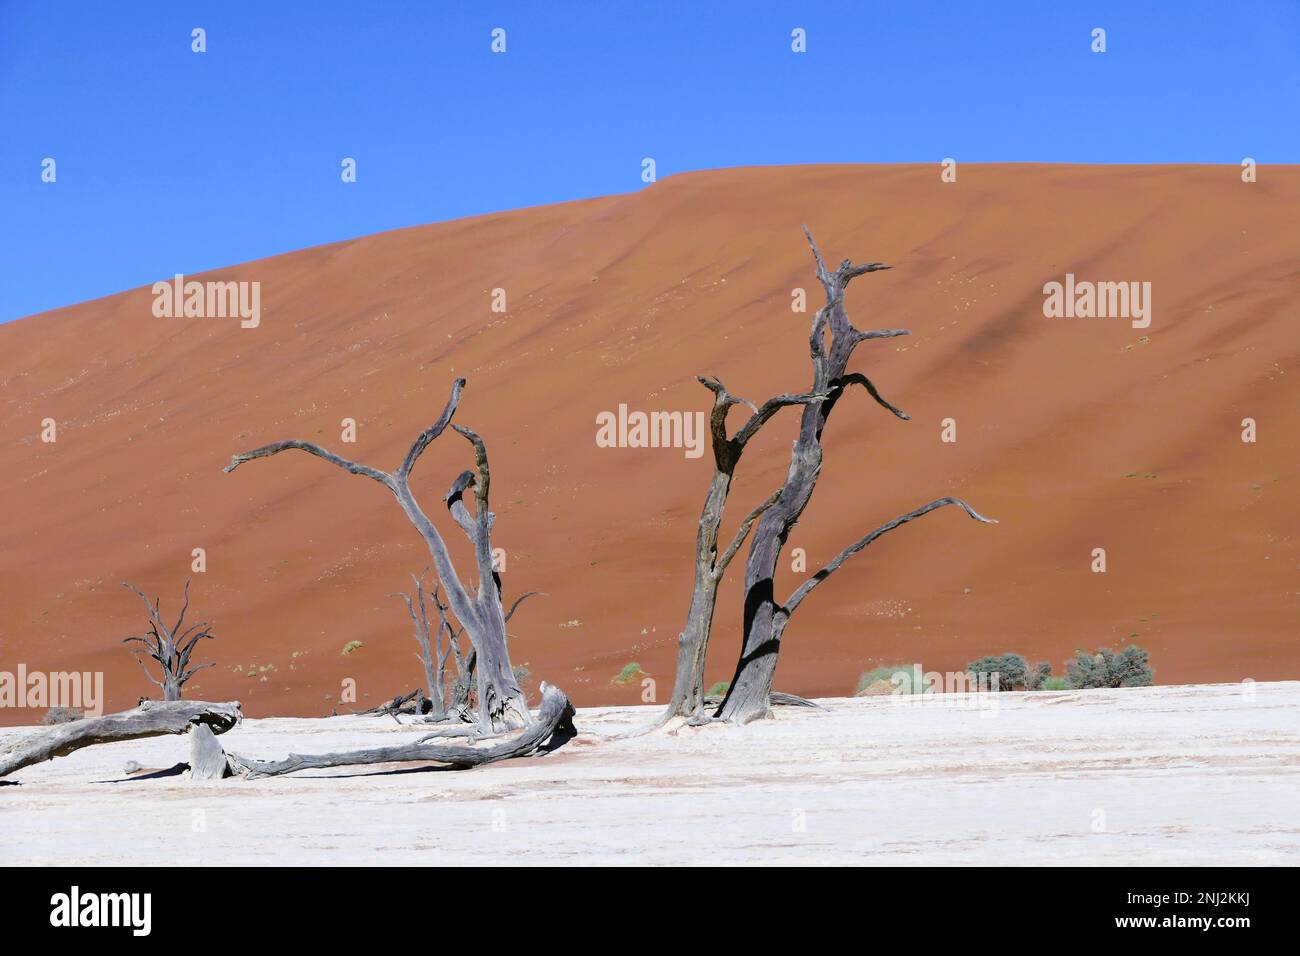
xmin=665 ymin=228 xmax=996 ymax=725
xmin=224 ymin=377 xmax=538 ymax=734
xmin=389 ymin=569 xmax=539 ymax=726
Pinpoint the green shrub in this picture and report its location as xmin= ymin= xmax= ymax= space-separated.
xmin=966 ymin=653 xmax=1052 ymax=690
xmin=614 ymin=662 xmax=644 ymax=685
xmin=705 ymin=681 xmax=730 ymax=697
xmin=854 ymin=663 xmax=927 ymax=696
xmin=1065 ymin=645 xmax=1153 ymax=688
xmin=1040 ymin=676 xmax=1070 ymax=691
xmin=341 ymin=640 xmax=363 ymax=656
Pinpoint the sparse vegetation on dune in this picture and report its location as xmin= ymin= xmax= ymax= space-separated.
xmin=1065 ymin=645 xmax=1154 ymax=689
xmin=854 ymin=664 xmax=926 ymax=696
xmin=614 ymin=662 xmax=646 ymax=685
xmin=966 ymin=653 xmax=1053 ymax=691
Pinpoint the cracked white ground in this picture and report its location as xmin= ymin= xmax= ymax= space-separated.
xmin=3 ymin=682 xmax=1297 ymax=865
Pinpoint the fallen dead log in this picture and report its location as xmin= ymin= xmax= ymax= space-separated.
xmin=700 ymin=691 xmax=824 ymax=710
xmin=356 ymin=688 xmax=426 ymax=717
xmin=0 ymin=700 xmax=243 ymax=778
xmin=227 ymin=684 xmax=575 ymax=779
xmin=770 ymin=691 xmax=824 ymax=709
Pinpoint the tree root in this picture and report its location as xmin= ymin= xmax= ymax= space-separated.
xmin=0 ymin=700 xmax=243 ymax=779
xmin=226 ymin=684 xmax=575 ymax=779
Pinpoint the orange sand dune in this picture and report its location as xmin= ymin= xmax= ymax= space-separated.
xmin=1 ymin=164 xmax=1297 ymax=722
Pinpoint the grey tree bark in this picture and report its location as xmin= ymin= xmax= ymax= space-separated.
xmin=226 ymin=683 xmax=575 ymax=779
xmin=188 ymin=722 xmax=232 ymax=780
xmin=441 ymin=587 xmax=538 ymax=723
xmin=716 ymin=230 xmax=994 ymax=723
xmin=393 ymin=572 xmax=449 ymax=720
xmin=121 ymin=578 xmax=215 ymax=701
xmin=0 ymin=700 xmax=243 ymax=778
xmin=661 ymin=377 xmax=823 ymax=720
xmin=225 ymin=378 xmax=538 ymax=733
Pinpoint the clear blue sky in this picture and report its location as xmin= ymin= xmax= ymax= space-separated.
xmin=2 ymin=1 xmax=1297 ymax=323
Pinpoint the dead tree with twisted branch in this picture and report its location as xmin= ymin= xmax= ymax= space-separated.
xmin=224 ymin=377 xmax=537 ymax=733
xmin=660 ymin=378 xmax=824 ymax=720
xmin=121 ymin=578 xmax=215 ymax=701
xmin=706 ymin=229 xmax=995 ymax=723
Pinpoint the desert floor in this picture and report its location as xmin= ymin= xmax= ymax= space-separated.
xmin=2 ymin=681 xmax=1297 ymax=866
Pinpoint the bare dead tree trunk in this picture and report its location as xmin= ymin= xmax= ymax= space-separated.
xmin=716 ymin=229 xmax=994 ymax=723
xmin=661 ymin=377 xmax=820 ymax=720
xmin=393 ymin=571 xmax=446 ymax=720
xmin=441 ymin=588 xmax=538 ymax=723
xmin=440 ymin=424 xmax=526 ymax=729
xmin=121 ymin=578 xmax=215 ymax=701
xmin=0 ymin=700 xmax=243 ymax=778
xmin=226 ymin=683 xmax=575 ymax=779
xmin=224 ymin=378 xmax=539 ymax=733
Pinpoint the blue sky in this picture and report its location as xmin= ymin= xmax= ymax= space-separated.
xmin=2 ymin=1 xmax=1297 ymax=323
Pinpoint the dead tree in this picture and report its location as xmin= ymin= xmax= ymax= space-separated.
xmin=121 ymin=578 xmax=215 ymax=701
xmin=661 ymin=378 xmax=824 ymax=720
xmin=225 ymin=683 xmax=575 ymax=779
xmin=0 ymin=699 xmax=242 ymax=778
xmin=392 ymin=571 xmax=452 ymax=720
xmin=225 ymin=378 xmax=535 ymax=732
xmin=713 ymin=229 xmax=996 ymax=723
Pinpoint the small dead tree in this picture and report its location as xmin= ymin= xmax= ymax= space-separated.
xmin=225 ymin=378 xmax=536 ymax=732
xmin=121 ymin=578 xmax=215 ymax=701
xmin=390 ymin=567 xmax=452 ymax=717
xmin=709 ymin=229 xmax=995 ymax=723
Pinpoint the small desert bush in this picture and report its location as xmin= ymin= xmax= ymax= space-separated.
xmin=341 ymin=640 xmax=364 ymax=656
xmin=1040 ymin=676 xmax=1070 ymax=691
xmin=855 ymin=663 xmax=926 ymax=696
xmin=41 ymin=706 xmax=84 ymax=725
xmin=1065 ymin=645 xmax=1153 ymax=689
xmin=966 ymin=653 xmax=1052 ymax=691
xmin=614 ymin=662 xmax=644 ymax=684
xmin=705 ymin=681 xmax=730 ymax=698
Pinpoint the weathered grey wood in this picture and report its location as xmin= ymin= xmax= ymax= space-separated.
xmin=393 ymin=572 xmax=445 ymax=719
xmin=769 ymin=691 xmax=825 ymax=709
xmin=0 ymin=700 xmax=243 ymax=778
xmin=225 ymin=377 xmax=533 ymax=733
xmin=701 ymin=691 xmax=824 ymax=709
xmin=439 ymin=586 xmax=538 ymax=723
xmin=782 ymin=497 xmax=995 ymax=621
xmin=121 ymin=578 xmax=215 ymax=701
xmin=661 ymin=374 xmax=824 ymax=722
xmin=226 ymin=684 xmax=575 ymax=779
xmin=443 ymin=424 xmax=528 ymax=730
xmin=716 ymin=229 xmax=993 ymax=723
xmin=357 ymin=688 xmax=423 ymax=716
xmin=187 ymin=722 xmax=230 ymax=780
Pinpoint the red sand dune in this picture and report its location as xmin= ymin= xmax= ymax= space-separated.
xmin=1 ymin=164 xmax=1297 ymax=722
